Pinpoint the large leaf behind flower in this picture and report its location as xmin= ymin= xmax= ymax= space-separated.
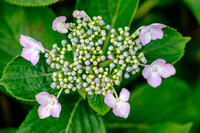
xmin=105 ymin=78 xmax=200 ymax=126
xmin=0 ymin=56 xmax=56 ymax=103
xmin=0 ymin=2 xmax=65 ymax=77
xmin=142 ymin=27 xmax=190 ymax=64
xmin=17 ymin=98 xmax=106 ymax=133
xmin=76 ymin=0 xmax=139 ymax=28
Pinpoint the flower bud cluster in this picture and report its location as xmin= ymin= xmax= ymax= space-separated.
xmin=45 ymin=14 xmax=147 ymax=95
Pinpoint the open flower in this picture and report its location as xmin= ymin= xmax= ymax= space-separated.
xmin=139 ymin=23 xmax=166 ymax=45
xmin=104 ymin=88 xmax=130 ymax=118
xmin=72 ymin=10 xmax=87 ymax=19
xmin=52 ymin=16 xmax=69 ymax=34
xmin=142 ymin=59 xmax=176 ymax=88
xmin=20 ymin=34 xmax=44 ymax=65
xmin=35 ymin=92 xmax=61 ymax=119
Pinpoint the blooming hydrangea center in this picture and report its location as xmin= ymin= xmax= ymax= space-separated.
xmin=45 ymin=15 xmax=147 ymax=96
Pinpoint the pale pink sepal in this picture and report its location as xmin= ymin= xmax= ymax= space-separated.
xmin=104 ymin=88 xmax=130 ymax=119
xmin=20 ymin=34 xmax=44 ymax=65
xmin=36 ymin=91 xmax=61 ymax=119
xmin=142 ymin=59 xmax=176 ymax=88
xmin=72 ymin=10 xmax=87 ymax=19
xmin=139 ymin=23 xmax=166 ymax=46
xmin=52 ymin=16 xmax=69 ymax=34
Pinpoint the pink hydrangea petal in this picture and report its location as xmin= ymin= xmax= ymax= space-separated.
xmin=119 ymin=88 xmax=130 ymax=102
xmin=52 ymin=16 xmax=68 ymax=34
xmin=151 ymin=23 xmax=166 ymax=29
xmin=56 ymin=24 xmax=69 ymax=34
xmin=35 ymin=92 xmax=51 ymax=105
xmin=139 ymin=23 xmax=166 ymax=45
xmin=21 ymin=48 xmax=33 ymax=61
xmin=72 ymin=10 xmax=79 ymax=17
xmin=139 ymin=26 xmax=151 ymax=36
xmin=51 ymin=103 xmax=61 ymax=118
xmin=30 ymin=53 xmax=40 ymax=66
xmin=151 ymin=59 xmax=166 ymax=66
xmin=20 ymin=34 xmax=44 ymax=52
xmin=38 ymin=105 xmax=52 ymax=119
xmin=147 ymin=73 xmax=162 ymax=88
xmin=21 ymin=47 xmax=40 ymax=65
xmin=113 ymin=101 xmax=130 ymax=119
xmin=80 ymin=11 xmax=87 ymax=18
xmin=142 ymin=65 xmax=152 ymax=79
xmin=49 ymin=95 xmax=58 ymax=104
xmin=139 ymin=32 xmax=151 ymax=46
xmin=104 ymin=92 xmax=116 ymax=108
xmin=158 ymin=64 xmax=176 ymax=78
xmin=150 ymin=28 xmax=164 ymax=40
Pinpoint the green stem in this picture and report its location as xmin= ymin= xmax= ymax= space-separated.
xmin=135 ymin=0 xmax=160 ymax=19
xmin=65 ymin=97 xmax=82 ymax=133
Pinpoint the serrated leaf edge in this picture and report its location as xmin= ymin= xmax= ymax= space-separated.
xmin=5 ymin=0 xmax=59 ymax=7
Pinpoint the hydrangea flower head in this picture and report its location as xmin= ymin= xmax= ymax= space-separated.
xmin=36 ymin=92 xmax=61 ymax=119
xmin=104 ymin=88 xmax=130 ymax=118
xmin=142 ymin=59 xmax=176 ymax=88
xmin=20 ymin=34 xmax=44 ymax=65
xmin=139 ymin=23 xmax=166 ymax=45
xmin=19 ymin=10 xmax=176 ymax=119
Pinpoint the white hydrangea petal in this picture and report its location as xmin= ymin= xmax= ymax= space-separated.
xmin=35 ymin=92 xmax=51 ymax=105
xmin=21 ymin=48 xmax=40 ymax=66
xmin=20 ymin=34 xmax=44 ymax=52
xmin=142 ymin=65 xmax=152 ymax=79
xmin=38 ymin=104 xmax=52 ymax=119
xmin=52 ymin=16 xmax=69 ymax=34
xmin=147 ymin=72 xmax=162 ymax=88
xmin=113 ymin=101 xmax=130 ymax=119
xmin=158 ymin=64 xmax=176 ymax=78
xmin=104 ymin=92 xmax=116 ymax=108
xmin=51 ymin=103 xmax=61 ymax=118
xmin=150 ymin=28 xmax=164 ymax=40
xmin=119 ymin=88 xmax=130 ymax=102
xmin=139 ymin=32 xmax=151 ymax=46
xmin=151 ymin=59 xmax=166 ymax=66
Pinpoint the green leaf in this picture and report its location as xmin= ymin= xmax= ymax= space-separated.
xmin=0 ymin=56 xmax=56 ymax=103
xmin=105 ymin=77 xmax=200 ymax=124
xmin=17 ymin=98 xmax=106 ymax=133
xmin=0 ymin=128 xmax=17 ymax=133
xmin=183 ymin=0 xmax=200 ymax=24
xmin=142 ymin=27 xmax=190 ymax=64
xmin=76 ymin=0 xmax=139 ymax=28
xmin=129 ymin=77 xmax=192 ymax=123
xmin=133 ymin=122 xmax=192 ymax=133
xmin=0 ymin=2 xmax=65 ymax=76
xmin=4 ymin=0 xmax=58 ymax=7
xmin=87 ymin=94 xmax=110 ymax=115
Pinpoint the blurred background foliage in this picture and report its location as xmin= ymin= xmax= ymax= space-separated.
xmin=0 ymin=0 xmax=199 ymax=132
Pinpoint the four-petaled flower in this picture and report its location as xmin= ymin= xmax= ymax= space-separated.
xmin=142 ymin=59 xmax=176 ymax=88
xmin=139 ymin=23 xmax=166 ymax=46
xmin=52 ymin=16 xmax=69 ymax=34
xmin=36 ymin=92 xmax=61 ymax=119
xmin=104 ymin=88 xmax=130 ymax=118
xmin=72 ymin=10 xmax=87 ymax=19
xmin=20 ymin=34 xmax=44 ymax=65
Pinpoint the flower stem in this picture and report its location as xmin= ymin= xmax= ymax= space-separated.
xmin=56 ymin=88 xmax=63 ymax=99
xmin=44 ymin=49 xmax=50 ymax=52
xmin=112 ymin=88 xmax=118 ymax=98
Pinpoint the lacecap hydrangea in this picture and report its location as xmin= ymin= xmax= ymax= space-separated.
xmin=19 ymin=10 xmax=175 ymax=119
